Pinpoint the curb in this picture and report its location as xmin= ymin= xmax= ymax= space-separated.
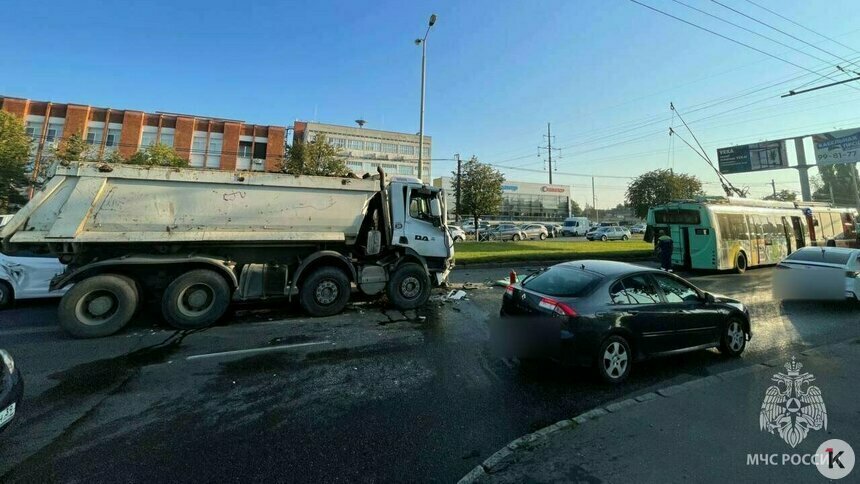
xmin=455 ymin=257 xmax=652 ymax=270
xmin=457 ymin=338 xmax=860 ymax=483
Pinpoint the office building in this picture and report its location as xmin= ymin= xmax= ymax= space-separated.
xmin=433 ymin=177 xmax=572 ymax=221
xmin=293 ymin=121 xmax=431 ymax=178
xmin=0 ymin=95 xmax=287 ymax=173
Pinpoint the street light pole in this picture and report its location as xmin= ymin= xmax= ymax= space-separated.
xmin=416 ymin=13 xmax=437 ymax=181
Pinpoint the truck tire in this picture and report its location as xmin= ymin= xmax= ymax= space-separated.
xmin=161 ymin=269 xmax=231 ymax=329
xmin=58 ymin=274 xmax=139 ymax=338
xmin=387 ymin=263 xmax=431 ymax=310
xmin=299 ymin=266 xmax=351 ymax=317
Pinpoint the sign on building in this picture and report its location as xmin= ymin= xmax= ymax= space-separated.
xmin=717 ymin=141 xmax=789 ymax=174
xmin=812 ymin=128 xmax=860 ymax=166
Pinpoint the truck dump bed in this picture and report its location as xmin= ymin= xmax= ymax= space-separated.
xmin=2 ymin=162 xmax=381 ymax=249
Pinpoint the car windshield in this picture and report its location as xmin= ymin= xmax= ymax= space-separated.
xmin=521 ymin=266 xmax=602 ymax=297
xmin=786 ymin=249 xmax=852 ymax=265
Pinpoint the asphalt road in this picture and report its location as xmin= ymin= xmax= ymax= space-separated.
xmin=0 ymin=265 xmax=857 ymax=482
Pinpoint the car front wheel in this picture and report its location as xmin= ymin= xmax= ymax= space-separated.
xmin=622 ymin=235 xmax=629 ymax=241
xmin=539 ymin=233 xmax=547 ymax=240
xmin=596 ymin=335 xmax=632 ymax=384
xmin=719 ymin=319 xmax=747 ymax=356
xmin=600 ymin=235 xmax=608 ymax=241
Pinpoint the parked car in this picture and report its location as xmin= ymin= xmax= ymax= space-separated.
xmin=481 ymin=223 xmax=528 ymax=241
xmin=545 ymin=223 xmax=563 ymax=238
xmin=464 ymin=222 xmax=490 ymax=235
xmin=630 ymin=223 xmax=647 ymax=234
xmin=0 ymin=252 xmax=68 ymax=309
xmin=587 ymin=226 xmax=631 ymax=241
xmin=0 ymin=349 xmax=23 ymax=433
xmin=448 ymin=225 xmax=466 ymax=242
xmin=520 ymin=223 xmax=549 ymax=240
xmin=562 ymin=217 xmax=590 ymax=236
xmin=499 ymin=260 xmax=751 ymax=383
xmin=773 ymin=247 xmax=860 ymax=302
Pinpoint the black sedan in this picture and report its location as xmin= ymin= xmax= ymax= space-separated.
xmin=499 ymin=260 xmax=751 ymax=383
xmin=1 ymin=349 xmax=23 ymax=433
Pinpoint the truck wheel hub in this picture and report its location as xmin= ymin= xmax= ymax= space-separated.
xmin=400 ymin=276 xmax=421 ymax=299
xmin=178 ymin=284 xmax=214 ymax=316
xmin=315 ymin=281 xmax=339 ymax=305
xmin=76 ymin=290 xmax=119 ymax=324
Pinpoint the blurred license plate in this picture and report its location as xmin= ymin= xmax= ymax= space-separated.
xmin=0 ymin=403 xmax=15 ymax=427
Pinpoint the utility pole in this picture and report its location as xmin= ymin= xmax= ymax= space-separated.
xmin=592 ymin=176 xmax=599 ymax=224
xmin=771 ymin=179 xmax=777 ymax=197
xmin=455 ymin=153 xmax=462 ymax=223
xmin=538 ymin=122 xmax=560 ymax=185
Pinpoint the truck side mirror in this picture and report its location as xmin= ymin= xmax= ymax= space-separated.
xmin=430 ymin=199 xmax=442 ymax=218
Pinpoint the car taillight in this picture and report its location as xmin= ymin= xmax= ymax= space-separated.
xmin=538 ymin=297 xmax=578 ymax=317
xmin=505 ymin=285 xmax=515 ymax=297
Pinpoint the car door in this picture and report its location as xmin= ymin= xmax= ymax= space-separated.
xmin=651 ymin=273 xmax=720 ymax=348
xmin=404 ymin=190 xmax=448 ymax=258
xmin=0 ymin=253 xmax=65 ymax=298
xmin=606 ymin=274 xmax=678 ymax=355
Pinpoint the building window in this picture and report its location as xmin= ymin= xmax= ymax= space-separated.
xmin=328 ymin=137 xmax=346 ymax=149
xmin=206 ymin=134 xmax=222 ymax=168
xmin=422 ymin=146 xmax=430 ymax=157
xmin=398 ymin=165 xmax=414 ymax=175
xmin=141 ymin=127 xmax=158 ymax=147
xmin=190 ymin=132 xmax=207 ymax=167
xmin=366 ymin=141 xmax=382 ymax=152
xmin=86 ymin=127 xmax=104 ymax=146
xmin=382 ymin=143 xmax=397 ymax=154
xmin=159 ymin=131 xmax=174 ymax=148
xmin=348 ymin=139 xmax=364 ymax=150
xmin=105 ymin=128 xmax=122 ymax=152
xmin=25 ymin=121 xmax=44 ymax=141
xmin=399 ymin=144 xmax=415 ymax=156
xmin=347 ymin=161 xmax=363 ymax=172
xmin=45 ymin=122 xmax=64 ymax=146
xmin=237 ymin=141 xmax=252 ymax=170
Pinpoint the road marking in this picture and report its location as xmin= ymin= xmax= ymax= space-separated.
xmin=0 ymin=327 xmax=60 ymax=336
xmin=185 ymin=341 xmax=332 ymax=361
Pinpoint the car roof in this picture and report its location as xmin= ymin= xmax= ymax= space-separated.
xmin=554 ymin=259 xmax=658 ymax=277
xmin=793 ymin=246 xmax=859 ymax=255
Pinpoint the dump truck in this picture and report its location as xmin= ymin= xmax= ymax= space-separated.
xmin=0 ymin=162 xmax=454 ymax=338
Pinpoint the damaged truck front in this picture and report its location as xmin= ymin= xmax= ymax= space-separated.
xmin=0 ymin=162 xmax=453 ymax=338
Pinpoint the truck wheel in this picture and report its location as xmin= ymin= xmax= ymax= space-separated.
xmin=58 ymin=274 xmax=139 ymax=338
xmin=300 ymin=267 xmax=351 ymax=317
xmin=387 ymin=263 xmax=431 ymax=310
xmin=162 ymin=269 xmax=231 ymax=329
xmin=0 ymin=281 xmax=14 ymax=309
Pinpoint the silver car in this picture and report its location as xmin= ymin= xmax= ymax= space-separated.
xmin=586 ymin=226 xmax=631 ymax=241
xmin=774 ymin=247 xmax=860 ymax=302
xmin=482 ymin=223 xmax=528 ymax=241
xmin=448 ymin=225 xmax=466 ymax=242
xmin=520 ymin=223 xmax=549 ymax=240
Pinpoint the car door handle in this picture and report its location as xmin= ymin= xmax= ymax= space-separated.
xmin=626 ymin=310 xmax=640 ymax=315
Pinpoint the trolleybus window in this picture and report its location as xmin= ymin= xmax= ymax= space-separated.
xmin=654 ymin=210 xmax=700 ymax=225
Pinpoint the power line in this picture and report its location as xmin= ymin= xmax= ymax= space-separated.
xmin=742 ymin=0 xmax=860 ymax=57
xmin=710 ymin=0 xmax=860 ymax=70
xmin=628 ymin=0 xmax=859 ymax=89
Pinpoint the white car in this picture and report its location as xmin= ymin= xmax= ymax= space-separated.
xmin=448 ymin=225 xmax=466 ymax=242
xmin=0 ymin=252 xmax=68 ymax=308
xmin=774 ymin=247 xmax=860 ymax=302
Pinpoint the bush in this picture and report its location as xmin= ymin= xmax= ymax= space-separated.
xmin=127 ymin=143 xmax=188 ymax=167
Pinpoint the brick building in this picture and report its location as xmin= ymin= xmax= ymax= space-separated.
xmin=0 ymin=96 xmax=287 ymax=173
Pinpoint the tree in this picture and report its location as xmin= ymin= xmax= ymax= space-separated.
xmin=0 ymin=111 xmax=31 ymax=211
xmin=570 ymin=200 xmax=583 ymax=217
xmin=52 ymin=133 xmax=92 ymax=163
xmin=813 ymin=164 xmax=860 ymax=206
xmin=284 ymin=134 xmax=348 ymax=177
xmin=625 ymin=169 xmax=704 ymax=219
xmin=763 ymin=189 xmax=797 ymax=202
xmin=127 ymin=143 xmax=187 ymax=167
xmin=451 ymin=156 xmax=504 ymax=241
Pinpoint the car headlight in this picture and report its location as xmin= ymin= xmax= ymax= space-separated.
xmin=0 ymin=350 xmax=14 ymax=375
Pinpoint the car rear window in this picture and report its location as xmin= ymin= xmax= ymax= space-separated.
xmin=521 ymin=266 xmax=601 ymax=297
xmin=786 ymin=249 xmax=851 ymax=265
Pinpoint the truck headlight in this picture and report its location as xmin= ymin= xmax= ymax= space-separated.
xmin=0 ymin=350 xmax=14 ymax=374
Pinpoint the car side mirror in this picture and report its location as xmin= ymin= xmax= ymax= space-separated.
xmin=430 ymin=199 xmax=442 ymax=218
xmin=703 ymin=292 xmax=715 ymax=303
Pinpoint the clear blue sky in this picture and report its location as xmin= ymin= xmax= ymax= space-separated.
xmin=3 ymin=0 xmax=860 ymax=208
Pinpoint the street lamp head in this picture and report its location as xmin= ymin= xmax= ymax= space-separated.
xmin=414 ymin=38 xmax=422 ymax=45
xmin=429 ymin=14 xmax=437 ymax=27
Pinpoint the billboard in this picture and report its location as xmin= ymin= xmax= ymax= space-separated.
xmin=717 ymin=141 xmax=789 ymax=174
xmin=812 ymin=128 xmax=860 ymax=166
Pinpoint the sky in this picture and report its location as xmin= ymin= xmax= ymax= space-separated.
xmin=3 ymin=0 xmax=860 ymax=208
